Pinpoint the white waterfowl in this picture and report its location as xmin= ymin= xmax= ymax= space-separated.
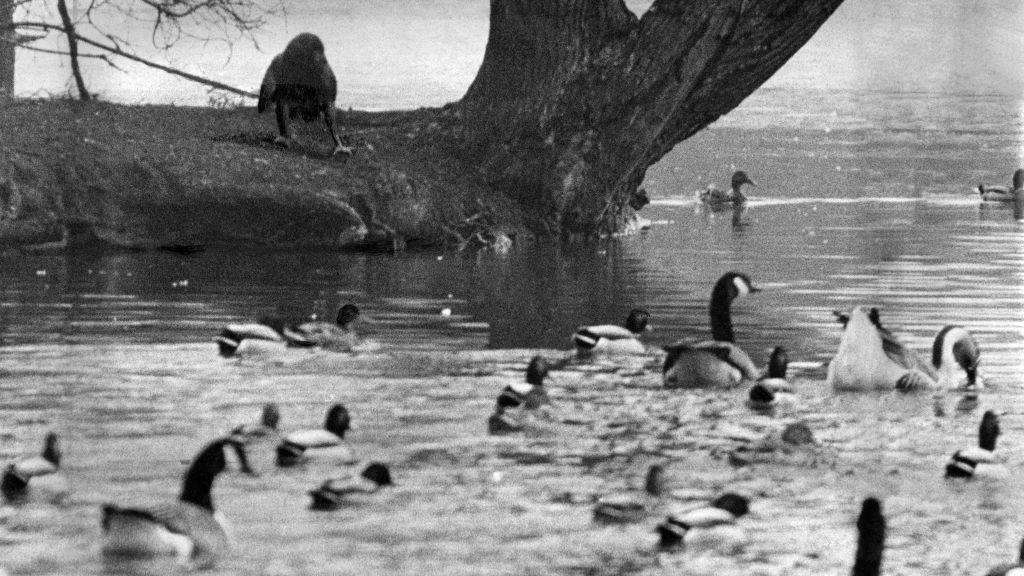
xmin=100 ymin=436 xmax=252 ymax=568
xmin=214 ymin=315 xmax=313 ymax=358
xmin=932 ymin=325 xmax=981 ymax=389
xmin=1 ymin=432 xmax=68 ymax=504
xmin=276 ymin=403 xmax=354 ymax=467
xmin=663 ymin=272 xmax=761 ymax=388
xmin=977 ymin=169 xmax=1023 ymax=202
xmin=852 ymin=497 xmax=886 ymax=576
xmin=985 ymin=538 xmax=1024 ymax=576
xmin=308 ymin=462 xmax=393 ymax=510
xmin=747 ymin=347 xmax=797 ymax=411
xmin=572 ymin=309 xmax=650 ymax=356
xmin=655 ymin=492 xmax=750 ymax=551
xmin=696 ymin=171 xmax=757 ymax=205
xmin=827 ymin=307 xmax=937 ymax=391
xmin=945 ymin=410 xmax=1001 ymax=478
xmin=592 ymin=464 xmax=665 ymax=524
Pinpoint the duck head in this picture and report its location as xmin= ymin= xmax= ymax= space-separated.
xmin=979 ymin=410 xmax=999 ymax=451
xmin=853 ymin=497 xmax=886 ymax=576
xmin=526 ymin=355 xmax=549 ymax=387
xmin=42 ymin=432 xmax=61 ymax=467
xmin=361 ymin=462 xmax=393 ymax=487
xmin=324 ymin=404 xmax=352 ymax=438
xmin=261 ymin=403 xmax=281 ymax=430
xmin=625 ymin=309 xmax=651 ymax=334
xmin=1013 ymin=168 xmax=1024 ymax=190
xmin=644 ymin=464 xmax=665 ymax=497
xmin=731 ymin=171 xmax=757 ymax=190
xmin=336 ymin=304 xmax=361 ymax=329
xmin=767 ymin=347 xmax=789 ymax=379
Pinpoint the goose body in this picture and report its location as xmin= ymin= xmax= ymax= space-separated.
xmin=215 ymin=316 xmax=313 ymax=358
xmin=932 ymin=325 xmax=981 ymax=389
xmin=663 ymin=272 xmax=761 ymax=388
xmin=1 ymin=432 xmax=68 ymax=504
xmin=977 ymin=169 xmax=1023 ymax=202
xmin=827 ymin=307 xmax=937 ymax=391
xmin=945 ymin=410 xmax=1002 ymax=478
xmin=852 ymin=498 xmax=886 ymax=576
xmin=592 ymin=464 xmax=664 ymax=524
xmin=308 ymin=462 xmax=392 ymax=510
xmin=572 ymin=309 xmax=650 ymax=356
xmin=696 ymin=171 xmax=757 ymax=206
xmin=656 ymin=493 xmax=750 ymax=551
xmin=985 ymin=538 xmax=1024 ymax=576
xmin=276 ymin=404 xmax=354 ymax=467
xmin=100 ymin=437 xmax=251 ymax=568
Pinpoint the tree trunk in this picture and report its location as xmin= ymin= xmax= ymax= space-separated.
xmin=56 ymin=0 xmax=90 ymax=101
xmin=456 ymin=0 xmax=845 ymax=238
xmin=0 ymin=0 xmax=13 ymax=100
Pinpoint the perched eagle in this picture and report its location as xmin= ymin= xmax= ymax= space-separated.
xmin=258 ymin=33 xmax=352 ymax=156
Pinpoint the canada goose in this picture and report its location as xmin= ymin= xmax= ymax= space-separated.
xmin=932 ymin=325 xmax=981 ymax=388
xmin=572 ymin=309 xmax=650 ymax=356
xmin=976 ymin=169 xmax=1023 ymax=202
xmin=696 ymin=171 xmax=757 ymax=205
xmin=984 ymin=538 xmax=1024 ymax=575
xmin=852 ymin=497 xmax=886 ymax=576
xmin=655 ymin=492 xmax=750 ymax=549
xmin=100 ymin=436 xmax=253 ymax=568
xmin=1 ymin=432 xmax=68 ymax=504
xmin=945 ymin=410 xmax=1001 ymax=478
xmin=215 ymin=315 xmax=313 ymax=358
xmin=276 ymin=404 xmax=354 ymax=467
xmin=827 ymin=307 xmax=937 ymax=391
xmin=592 ymin=464 xmax=665 ymax=524
xmin=308 ymin=462 xmax=393 ymax=511
xmin=258 ymin=33 xmax=352 ymax=156
xmin=663 ymin=272 xmax=761 ymax=388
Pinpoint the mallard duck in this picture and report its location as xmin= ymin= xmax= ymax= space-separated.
xmin=276 ymin=404 xmax=354 ymax=467
xmin=100 ymin=436 xmax=253 ymax=568
xmin=214 ymin=315 xmax=313 ymax=358
xmin=827 ymin=307 xmax=937 ymax=391
xmin=746 ymin=347 xmax=796 ymax=411
xmin=985 ymin=538 xmax=1024 ymax=576
xmin=258 ymin=33 xmax=352 ymax=157
xmin=852 ymin=497 xmax=886 ymax=576
xmin=231 ymin=402 xmax=281 ymax=440
xmin=696 ymin=171 xmax=757 ymax=205
xmin=932 ymin=325 xmax=981 ymax=389
xmin=1 ymin=432 xmax=68 ymax=504
xmin=592 ymin=464 xmax=665 ymax=524
xmin=487 ymin=356 xmax=552 ymax=435
xmin=663 ymin=272 xmax=761 ymax=388
xmin=308 ymin=462 xmax=392 ymax=511
xmin=976 ymin=169 xmax=1023 ymax=202
xmin=572 ymin=309 xmax=650 ymax=356
xmin=945 ymin=410 xmax=1001 ymax=478
xmin=656 ymin=493 xmax=750 ymax=550
xmin=296 ymin=304 xmax=378 ymax=352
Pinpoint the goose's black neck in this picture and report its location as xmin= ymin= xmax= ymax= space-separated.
xmin=709 ymin=280 xmax=735 ymax=343
xmin=42 ymin=433 xmax=61 ymax=467
xmin=180 ymin=440 xmax=227 ymax=511
xmin=979 ymin=411 xmax=999 ymax=451
xmin=852 ymin=499 xmax=885 ymax=576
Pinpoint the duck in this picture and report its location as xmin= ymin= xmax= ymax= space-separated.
xmin=852 ymin=497 xmax=886 ymax=576
xmin=977 ymin=169 xmax=1023 ymax=202
xmin=945 ymin=410 xmax=1001 ymax=478
xmin=746 ymin=347 xmax=797 ymax=411
xmin=984 ymin=538 xmax=1024 ymax=576
xmin=100 ymin=436 xmax=253 ymax=568
xmin=214 ymin=315 xmax=314 ymax=358
xmin=297 ymin=303 xmax=379 ymax=353
xmin=487 ymin=356 xmax=552 ymax=435
xmin=1 ymin=432 xmax=68 ymax=504
xmin=696 ymin=171 xmax=757 ymax=205
xmin=308 ymin=462 xmax=393 ymax=510
xmin=276 ymin=403 xmax=355 ymax=467
xmin=655 ymin=492 xmax=750 ymax=551
xmin=827 ymin=306 xmax=937 ymax=391
xmin=592 ymin=464 xmax=665 ymax=524
xmin=230 ymin=402 xmax=281 ymax=440
xmin=663 ymin=272 xmax=761 ymax=388
xmin=572 ymin=308 xmax=650 ymax=356
xmin=932 ymin=325 xmax=981 ymax=389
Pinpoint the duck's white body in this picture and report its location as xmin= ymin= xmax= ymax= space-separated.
xmin=977 ymin=168 xmax=1023 ymax=202
xmin=573 ymin=324 xmax=645 ymax=355
xmin=284 ymin=429 xmax=344 ymax=450
xmin=827 ymin=307 xmax=936 ymax=391
xmin=2 ymin=433 xmax=68 ymax=504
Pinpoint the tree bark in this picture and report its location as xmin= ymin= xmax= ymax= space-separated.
xmin=0 ymin=0 xmax=14 ymax=99
xmin=56 ymin=0 xmax=90 ymax=101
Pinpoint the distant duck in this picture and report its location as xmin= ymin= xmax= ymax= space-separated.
xmin=696 ymin=171 xmax=757 ymax=205
xmin=231 ymin=402 xmax=281 ymax=441
xmin=852 ymin=497 xmax=886 ymax=576
xmin=827 ymin=306 xmax=937 ymax=391
xmin=663 ymin=272 xmax=762 ymax=388
xmin=297 ymin=303 xmax=379 ymax=353
xmin=214 ymin=315 xmax=313 ymax=358
xmin=572 ymin=309 xmax=650 ymax=356
xmin=985 ymin=538 xmax=1024 ymax=576
xmin=945 ymin=410 xmax=1001 ymax=478
xmin=977 ymin=169 xmax=1023 ymax=202
xmin=276 ymin=404 xmax=354 ymax=467
xmin=747 ymin=347 xmax=796 ymax=411
xmin=487 ymin=356 xmax=551 ymax=435
xmin=308 ymin=462 xmax=393 ymax=511
xmin=932 ymin=325 xmax=981 ymax=389
xmin=100 ymin=436 xmax=253 ymax=568
xmin=656 ymin=493 xmax=750 ymax=551
xmin=592 ymin=464 xmax=665 ymax=524
xmin=1 ymin=432 xmax=68 ymax=504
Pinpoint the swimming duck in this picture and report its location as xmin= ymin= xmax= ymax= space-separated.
xmin=852 ymin=497 xmax=886 ymax=576
xmin=572 ymin=309 xmax=650 ymax=356
xmin=308 ymin=462 xmax=393 ymax=511
xmin=655 ymin=492 xmax=750 ymax=550
xmin=696 ymin=171 xmax=757 ymax=205
xmin=487 ymin=356 xmax=552 ymax=435
xmin=945 ymin=410 xmax=1001 ymax=478
xmin=296 ymin=304 xmax=378 ymax=353
xmin=230 ymin=402 xmax=281 ymax=440
xmin=276 ymin=403 xmax=355 ymax=467
xmin=746 ymin=347 xmax=797 ymax=411
xmin=977 ymin=169 xmax=1023 ymax=202
xmin=932 ymin=325 xmax=981 ymax=389
xmin=100 ymin=436 xmax=253 ymax=568
xmin=827 ymin=306 xmax=937 ymax=391
xmin=984 ymin=538 xmax=1024 ymax=576
xmin=592 ymin=464 xmax=665 ymax=524
xmin=214 ymin=315 xmax=313 ymax=358
xmin=663 ymin=272 xmax=761 ymax=389
xmin=1 ymin=432 xmax=68 ymax=504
